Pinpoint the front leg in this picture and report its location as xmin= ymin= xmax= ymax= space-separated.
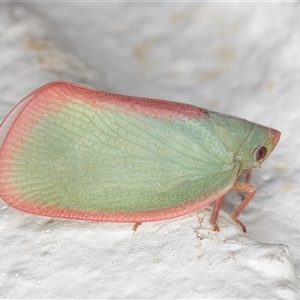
xmin=231 ymin=181 xmax=256 ymax=232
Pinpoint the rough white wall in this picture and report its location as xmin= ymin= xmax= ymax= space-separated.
xmin=0 ymin=2 xmax=299 ymax=299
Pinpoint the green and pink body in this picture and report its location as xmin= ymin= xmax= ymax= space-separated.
xmin=0 ymin=82 xmax=280 ymax=230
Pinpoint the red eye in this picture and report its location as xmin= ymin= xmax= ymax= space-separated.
xmin=255 ymin=146 xmax=267 ymax=161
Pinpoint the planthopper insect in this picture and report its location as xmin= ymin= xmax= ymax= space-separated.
xmin=0 ymin=82 xmax=280 ymax=232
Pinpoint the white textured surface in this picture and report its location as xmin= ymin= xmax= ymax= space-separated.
xmin=0 ymin=2 xmax=299 ymax=299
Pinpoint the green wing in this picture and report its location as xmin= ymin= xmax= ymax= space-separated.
xmin=1 ymin=98 xmax=239 ymax=213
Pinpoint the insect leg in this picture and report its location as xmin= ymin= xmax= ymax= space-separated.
xmin=132 ymin=222 xmax=142 ymax=231
xmin=231 ymin=181 xmax=256 ymax=232
xmin=210 ymin=196 xmax=224 ymax=232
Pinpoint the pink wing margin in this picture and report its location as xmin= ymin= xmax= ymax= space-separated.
xmin=0 ymin=81 xmax=220 ymax=223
